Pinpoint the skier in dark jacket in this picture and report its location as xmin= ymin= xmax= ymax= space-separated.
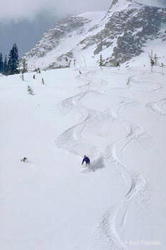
xmin=82 ymin=155 xmax=90 ymax=166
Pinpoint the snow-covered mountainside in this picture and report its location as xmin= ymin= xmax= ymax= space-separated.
xmin=1 ymin=51 xmax=166 ymax=249
xmin=1 ymin=1 xmax=166 ymax=249
xmin=24 ymin=0 xmax=166 ymax=70
xmin=24 ymin=12 xmax=105 ymax=70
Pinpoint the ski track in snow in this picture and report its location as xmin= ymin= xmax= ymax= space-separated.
xmin=56 ymin=90 xmax=104 ymax=157
xmin=100 ymin=128 xmax=146 ymax=250
xmin=56 ymin=70 xmax=147 ymax=250
xmin=146 ymin=98 xmax=166 ymax=115
xmin=129 ymin=77 xmax=162 ymax=93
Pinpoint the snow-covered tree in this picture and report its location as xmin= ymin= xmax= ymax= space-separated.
xmin=42 ymin=78 xmax=45 ymax=85
xmin=99 ymin=54 xmax=104 ymax=67
xmin=22 ymin=58 xmax=28 ymax=73
xmin=27 ymin=86 xmax=34 ymax=95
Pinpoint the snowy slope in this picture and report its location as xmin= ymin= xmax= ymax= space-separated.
xmin=1 ymin=44 xmax=166 ymax=249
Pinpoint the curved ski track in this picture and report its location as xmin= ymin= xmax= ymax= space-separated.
xmin=56 ymin=71 xmax=147 ymax=250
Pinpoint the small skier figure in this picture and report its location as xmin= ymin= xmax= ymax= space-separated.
xmin=82 ymin=155 xmax=90 ymax=166
xmin=21 ymin=157 xmax=28 ymax=163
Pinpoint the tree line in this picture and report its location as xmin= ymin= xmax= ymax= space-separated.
xmin=0 ymin=43 xmax=19 ymax=75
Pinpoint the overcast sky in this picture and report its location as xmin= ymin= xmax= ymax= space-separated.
xmin=1 ymin=0 xmax=166 ymax=21
xmin=0 ymin=0 xmax=111 ymax=21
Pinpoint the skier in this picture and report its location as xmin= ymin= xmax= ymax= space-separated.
xmin=82 ymin=155 xmax=90 ymax=166
xmin=21 ymin=157 xmax=28 ymax=163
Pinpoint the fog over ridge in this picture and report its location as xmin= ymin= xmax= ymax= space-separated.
xmin=0 ymin=0 xmax=110 ymax=21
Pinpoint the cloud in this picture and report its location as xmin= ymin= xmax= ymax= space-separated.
xmin=1 ymin=0 xmax=165 ymax=22
xmin=0 ymin=0 xmax=111 ymax=21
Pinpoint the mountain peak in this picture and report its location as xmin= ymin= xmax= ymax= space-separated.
xmin=110 ymin=0 xmax=166 ymax=9
xmin=24 ymin=2 xmax=166 ymax=70
xmin=109 ymin=0 xmax=135 ymax=13
xmin=111 ymin=0 xmax=132 ymax=7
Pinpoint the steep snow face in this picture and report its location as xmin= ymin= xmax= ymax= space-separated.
xmin=109 ymin=0 xmax=133 ymax=12
xmin=24 ymin=12 xmax=105 ymax=70
xmin=1 ymin=49 xmax=166 ymax=249
xmin=81 ymin=1 xmax=166 ymax=64
xmin=24 ymin=0 xmax=166 ymax=70
xmin=110 ymin=0 xmax=166 ymax=8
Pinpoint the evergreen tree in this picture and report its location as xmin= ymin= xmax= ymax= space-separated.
xmin=0 ymin=53 xmax=3 ymax=73
xmin=3 ymin=56 xmax=8 ymax=75
xmin=8 ymin=43 xmax=19 ymax=75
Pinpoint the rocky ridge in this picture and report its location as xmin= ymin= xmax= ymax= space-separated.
xmin=24 ymin=0 xmax=166 ymax=69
